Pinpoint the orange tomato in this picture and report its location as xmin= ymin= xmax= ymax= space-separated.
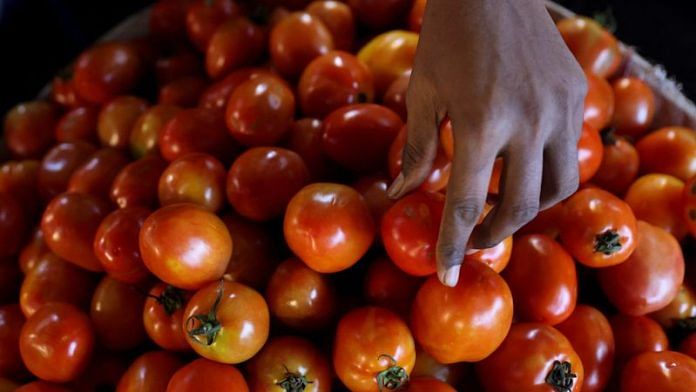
xmin=557 ymin=16 xmax=621 ymax=78
xmin=584 ymin=72 xmax=614 ymax=130
xmin=636 ymin=126 xmax=696 ymax=181
xmin=625 ymin=174 xmax=688 ymax=240
xmin=357 ymin=31 xmax=418 ymax=96
xmin=578 ymin=123 xmax=604 ymax=183
xmin=612 ymin=77 xmax=656 ymax=138
xmin=591 ymin=133 xmax=639 ymax=196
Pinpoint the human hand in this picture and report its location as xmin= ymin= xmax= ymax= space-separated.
xmin=388 ymin=0 xmax=587 ymax=286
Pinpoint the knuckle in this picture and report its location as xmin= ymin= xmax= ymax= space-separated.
xmin=451 ymin=198 xmax=483 ymax=225
xmin=402 ymin=139 xmax=427 ymax=169
xmin=508 ymin=201 xmax=540 ymax=225
xmin=437 ymin=243 xmax=465 ymax=266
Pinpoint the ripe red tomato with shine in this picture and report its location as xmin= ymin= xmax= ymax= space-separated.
xmin=97 ymin=96 xmax=149 ymax=149
xmin=591 ymin=133 xmax=639 ymax=195
xmin=650 ymin=283 xmax=696 ymax=328
xmin=159 ymin=152 xmax=227 ymax=212
xmin=408 ymin=0 xmax=427 ymax=32
xmin=38 ymin=141 xmax=96 ymax=201
xmin=610 ymin=314 xmax=668 ymax=369
xmin=0 ymin=304 xmax=25 ymax=377
xmin=306 ymin=0 xmax=355 ymax=51
xmin=578 ymin=123 xmax=603 ymax=183
xmin=90 ymin=276 xmax=146 ymax=351
xmin=412 ymin=261 xmax=513 ymax=363
xmin=110 ymin=155 xmax=168 ymax=209
xmin=143 ymin=283 xmax=190 ymax=351
xmin=116 ymin=351 xmax=184 ymax=392
xmin=159 ymin=108 xmax=238 ymax=164
xmin=612 ymin=77 xmax=656 ymax=138
xmin=55 ymin=106 xmax=99 ymax=144
xmin=94 ymin=207 xmax=150 ymax=283
xmin=383 ymin=72 xmax=409 ymax=121
xmin=410 ymin=348 xmax=469 ymax=387
xmin=73 ymin=42 xmax=143 ymax=104
xmin=389 ymin=126 xmax=452 ymax=192
xmin=353 ymin=174 xmax=395 ymax=227
xmin=284 ymin=183 xmax=375 ymax=273
xmin=158 ymin=76 xmax=208 ymax=107
xmin=583 ymin=72 xmax=614 ymax=130
xmin=476 ymin=323 xmax=584 ymax=392
xmin=19 ymin=227 xmax=49 ymax=275
xmin=3 ymin=101 xmax=59 ymax=159
xmin=130 ymin=105 xmax=182 ymax=158
xmin=222 ymin=214 xmax=279 ymax=290
xmin=198 ymin=67 xmax=275 ymax=113
xmin=286 ymin=118 xmax=336 ymax=180
xmin=167 ymin=359 xmax=248 ymax=391
xmin=557 ymin=16 xmax=621 ymax=78
xmin=620 ymin=351 xmax=696 ymax=392
xmin=636 ymin=126 xmax=696 ymax=181
xmin=270 ymin=12 xmax=334 ymax=78
xmin=625 ymin=174 xmax=688 ymax=240
xmin=205 ymin=17 xmax=265 ymax=79
xmin=185 ymin=0 xmax=239 ymax=51
xmin=67 ymin=147 xmax=129 ymax=200
xmin=363 ymin=256 xmax=423 ymax=317
xmin=684 ymin=174 xmax=696 ymax=237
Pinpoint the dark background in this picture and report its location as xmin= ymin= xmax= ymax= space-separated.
xmin=0 ymin=0 xmax=694 ymax=115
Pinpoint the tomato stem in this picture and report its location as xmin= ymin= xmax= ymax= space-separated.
xmin=594 ymin=230 xmax=621 ymax=255
xmin=147 ymin=285 xmax=186 ymax=315
xmin=275 ymin=365 xmax=314 ymax=392
xmin=545 ymin=360 xmax=577 ymax=392
xmin=600 ymin=127 xmax=617 ymax=146
xmin=186 ymin=280 xmax=224 ymax=346
xmin=375 ymin=354 xmax=409 ymax=392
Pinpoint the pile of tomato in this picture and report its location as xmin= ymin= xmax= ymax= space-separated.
xmin=1 ymin=0 xmax=696 ymax=391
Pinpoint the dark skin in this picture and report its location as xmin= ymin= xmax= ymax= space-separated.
xmin=389 ymin=0 xmax=587 ymax=286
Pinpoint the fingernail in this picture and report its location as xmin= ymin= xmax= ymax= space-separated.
xmin=443 ymin=265 xmax=461 ymax=287
xmin=387 ymin=173 xmax=405 ymax=199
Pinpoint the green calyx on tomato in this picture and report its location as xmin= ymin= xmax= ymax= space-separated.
xmin=594 ymin=230 xmax=622 ymax=255
xmin=149 ymin=285 xmax=186 ymax=315
xmin=186 ymin=281 xmax=224 ymax=345
xmin=545 ymin=360 xmax=577 ymax=392
xmin=600 ymin=127 xmax=617 ymax=146
xmin=275 ymin=365 xmax=314 ymax=392
xmin=376 ymin=354 xmax=409 ymax=391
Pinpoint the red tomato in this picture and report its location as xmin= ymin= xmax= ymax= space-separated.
xmin=334 ymin=306 xmax=415 ymax=392
xmin=73 ymin=42 xmax=143 ymax=104
xmin=71 ymin=353 xmax=129 ymax=392
xmin=3 ymin=101 xmax=58 ymax=159
xmin=650 ymin=283 xmax=696 ymax=328
xmin=406 ymin=377 xmax=456 ymax=392
xmin=67 ymin=147 xmax=129 ymax=200
xmin=306 ymin=1 xmax=355 ymax=51
xmin=19 ymin=227 xmax=49 ymax=275
xmin=225 ymin=74 xmax=296 ymax=146
xmin=599 ymin=221 xmax=684 ymax=315
xmin=270 ymin=12 xmax=334 ymax=78
xmin=221 ymin=214 xmax=279 ymax=289
xmin=185 ymin=0 xmax=240 ymax=51
xmin=284 ymin=183 xmax=375 ymax=273
xmin=620 ymin=351 xmax=696 ymax=392
xmin=285 ymin=118 xmax=335 ymax=180
xmin=143 ymin=283 xmax=190 ymax=351
xmin=389 ymin=127 xmax=452 ymax=192
xmin=20 ymin=303 xmax=94 ymax=382
xmin=381 ymin=191 xmax=444 ymax=276
xmin=408 ymin=0 xmax=426 ymax=32
xmin=625 ymin=174 xmax=688 ymax=240
xmin=464 ymin=235 xmax=512 ymax=273
xmin=55 ymin=106 xmax=99 ymax=144
xmin=149 ymin=0 xmax=191 ymax=41
xmin=560 ymin=188 xmax=637 ymax=267
xmin=411 ymin=348 xmax=469 ymax=387
xmin=0 ymin=304 xmax=25 ymax=378
xmin=38 ymin=142 xmax=96 ymax=201
xmin=322 ymin=104 xmax=402 ymax=173
xmin=299 ymin=51 xmax=374 ymax=118
xmin=198 ymin=68 xmax=275 ymax=113
xmin=584 ymin=72 xmax=614 ymax=130
xmin=0 ymin=160 xmax=41 ymax=219
xmin=97 ymin=96 xmax=149 ymax=149
xmin=556 ymin=305 xmax=614 ymax=392
xmin=0 ymin=193 xmax=28 ymax=258
xmin=158 ymin=76 xmax=208 ymax=108
xmin=363 ymin=256 xmax=423 ymax=317
xmin=111 ymin=155 xmax=168 ymax=209
xmin=166 ymin=358 xmax=249 ymax=391
xmin=412 ymin=261 xmax=513 ymax=363
xmin=140 ymin=203 xmax=232 ymax=290
xmin=19 ymin=252 xmax=97 ymax=317
xmin=611 ymin=314 xmax=668 ymax=369
xmin=206 ymin=17 xmax=265 ymax=79
xmin=130 ymin=105 xmax=182 ymax=158
xmin=94 ymin=207 xmax=151 ymax=283
xmin=681 ymin=333 xmax=696 ymax=359
xmin=557 ymin=16 xmax=621 ymax=78
xmin=41 ymin=192 xmax=111 ymax=271
xmin=383 ymin=72 xmax=409 ymax=121
xmin=636 ymin=126 xmax=696 ymax=181
xmin=266 ymin=258 xmax=335 ymax=330
xmin=612 ymin=77 xmax=656 ymax=138
xmin=591 ymin=133 xmax=639 ymax=196
xmin=476 ymin=323 xmax=584 ymax=392
xmin=357 ymin=31 xmax=418 ymax=96
xmin=51 ymin=76 xmax=88 ymax=109
xmin=116 ymin=351 xmax=184 ymax=392
xmin=159 ymin=108 xmax=238 ymax=163
xmin=159 ymin=152 xmax=226 ymax=212
xmin=90 ymin=276 xmax=146 ymax=351
xmin=578 ymin=123 xmax=603 ymax=183
xmin=14 ymin=381 xmax=69 ymax=392
xmin=183 ymin=280 xmax=269 ymax=363
xmin=353 ymin=174 xmax=395 ymax=225
xmin=155 ymin=51 xmax=203 ymax=85
xmin=227 ymin=147 xmax=310 ymax=221
xmin=684 ymin=174 xmax=696 ymax=237
xmin=249 ymin=336 xmax=332 ymax=391
xmin=347 ymin=0 xmax=412 ymax=30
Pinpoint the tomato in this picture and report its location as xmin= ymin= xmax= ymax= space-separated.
xmin=381 ymin=191 xmax=444 ymax=276
xmin=557 ymin=16 xmax=621 ymax=78
xmin=183 ymin=280 xmax=269 ymax=363
xmin=681 ymin=333 xmax=696 ymax=359
xmin=363 ymin=256 xmax=422 ymax=317
xmin=610 ymin=314 xmax=668 ymax=368
xmin=0 ymin=304 xmax=25 ymax=377
xmin=286 ymin=118 xmax=335 ymax=180
xmin=225 ymin=74 xmax=296 ymax=146
xmin=612 ymin=77 xmax=656 ymax=138
xmin=383 ymin=72 xmax=409 ymax=121
xmin=249 ymin=336 xmax=331 ymax=391
xmin=19 ymin=227 xmax=49 ymax=275
xmin=116 ymin=351 xmax=184 ymax=392
xmin=591 ymin=132 xmax=639 ymax=196
xmin=636 ymin=126 xmax=696 ymax=181
xmin=97 ymin=96 xmax=149 ymax=149
xmin=284 ymin=183 xmax=375 ymax=273
xmin=0 ymin=193 xmax=28 ymax=258
xmin=155 ymin=51 xmax=203 ymax=85
xmin=55 ymin=106 xmax=99 ymax=144
xmin=140 ymin=203 xmax=232 ymax=290
xmin=406 ymin=377 xmax=456 ymax=392
xmin=578 ymin=123 xmax=603 ymax=183
xmin=650 ymin=283 xmax=696 ymax=328
xmin=130 ymin=105 xmax=182 ymax=158
xmin=411 ymin=348 xmax=468 ymax=387
xmin=41 ymin=192 xmax=110 ymax=271
xmin=198 ymin=68 xmax=275 ymax=113
xmin=186 ymin=0 xmax=240 ymax=51
xmin=90 ymin=276 xmax=146 ymax=351
xmin=353 ymin=174 xmax=395 ymax=225
xmin=477 ymin=323 xmax=584 ymax=392
xmin=555 ymin=305 xmax=614 ymax=392
xmin=408 ymin=0 xmax=426 ymax=32
xmin=38 ymin=142 xmax=97 ymax=201
xmin=159 ymin=108 xmax=238 ymax=163
xmin=73 ymin=42 xmax=143 ymax=104
xmin=584 ymin=72 xmax=614 ymax=130
xmin=111 ymin=155 xmax=168 ymax=209
xmin=306 ymin=1 xmax=355 ymax=51
xmin=465 ymin=234 xmax=512 ymax=273
xmin=221 ymin=214 xmax=278 ymax=289
xmin=227 ymin=147 xmax=310 ymax=221
xmin=93 ymin=207 xmax=150 ymax=283
xmin=143 ymin=283 xmax=190 ymax=351
xmin=20 ymin=303 xmax=94 ymax=382
xmin=166 ymin=358 xmax=249 ymax=391
xmin=412 ymin=261 xmax=513 ymax=363
xmin=389 ymin=127 xmax=452 ymax=192
xmin=599 ymin=221 xmax=684 ymax=315
xmin=3 ymin=101 xmax=58 ymax=159
xmin=0 ymin=160 xmax=41 ymax=219
xmin=334 ymin=306 xmax=415 ymax=392
xmin=347 ymin=0 xmax=412 ymax=30
xmin=72 ymin=353 xmax=129 ymax=392
xmin=51 ymin=76 xmax=88 ymax=109
xmin=322 ymin=104 xmax=402 ymax=173
xmin=159 ymin=153 xmax=226 ymax=212
xmin=358 ymin=31 xmax=418 ymax=95
xmin=625 ymin=174 xmax=688 ymax=240
xmin=19 ymin=252 xmax=97 ymax=317
xmin=620 ymin=351 xmax=696 ymax=392
xmin=684 ymin=174 xmax=696 ymax=237
xmin=67 ymin=147 xmax=129 ymax=200
xmin=269 ymin=12 xmax=334 ymax=78
xmin=158 ymin=76 xmax=208 ymax=108
xmin=14 ymin=382 xmax=69 ymax=392
xmin=206 ymin=17 xmax=265 ymax=79
xmin=149 ymin=0 xmax=190 ymax=42
xmin=266 ymin=258 xmax=335 ymax=330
